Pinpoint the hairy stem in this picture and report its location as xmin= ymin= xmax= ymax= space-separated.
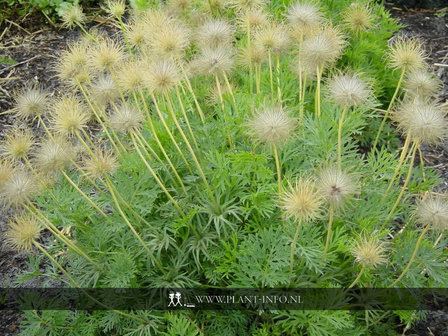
xmin=389 ymin=224 xmax=431 ymax=287
xmin=349 ymin=266 xmax=365 ymax=288
xmin=273 ymin=144 xmax=282 ymax=194
xmin=337 ymin=107 xmax=348 ymax=170
xmin=289 ymin=218 xmax=303 ymax=273
xmin=323 ymin=203 xmax=334 ymax=260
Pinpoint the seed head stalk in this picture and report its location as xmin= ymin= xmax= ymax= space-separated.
xmin=37 ymin=115 xmax=53 ymax=140
xmin=104 ymin=176 xmax=167 ymax=275
xmin=315 ymin=66 xmax=323 ymax=117
xmin=22 ymin=157 xmax=58 ymax=203
xmin=178 ymin=62 xmax=205 ymax=123
xmin=246 ymin=11 xmax=254 ymax=94
xmin=373 ymin=68 xmax=406 ymax=149
xmin=382 ymin=141 xmax=419 ymax=228
xmin=60 ymin=170 xmax=107 ymax=217
xmin=163 ymin=92 xmax=216 ymax=203
xmin=348 ymin=265 xmax=365 ymax=288
xmin=175 ymin=85 xmax=200 ymax=153
xmin=389 ymin=223 xmax=431 ymax=287
xmin=382 ymin=133 xmax=412 ymax=202
xmin=215 ymin=75 xmax=233 ymax=148
xmin=33 ymin=241 xmax=145 ymax=322
xmin=273 ymin=144 xmax=282 ymax=194
xmin=25 ymin=201 xmax=103 ymax=271
xmin=337 ymin=106 xmax=348 ymax=170
xmin=130 ymin=132 xmax=184 ymax=215
xmin=276 ymin=55 xmax=282 ymax=103
xmin=268 ymin=50 xmax=274 ymax=101
xmin=322 ymin=203 xmax=334 ymax=260
xmin=222 ymin=71 xmax=237 ymax=112
xmin=150 ymin=93 xmax=193 ymax=174
xmin=136 ymin=90 xmax=186 ymax=189
xmin=77 ymin=81 xmax=123 ymax=154
xmin=289 ymin=218 xmax=303 ymax=272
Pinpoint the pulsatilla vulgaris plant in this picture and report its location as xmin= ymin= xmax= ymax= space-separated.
xmin=3 ymin=0 xmax=448 ymax=335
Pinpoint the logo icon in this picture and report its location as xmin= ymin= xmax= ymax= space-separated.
xmin=168 ymin=292 xmax=183 ymax=307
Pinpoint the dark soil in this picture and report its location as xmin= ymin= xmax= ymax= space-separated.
xmin=0 ymin=3 xmax=448 ymax=336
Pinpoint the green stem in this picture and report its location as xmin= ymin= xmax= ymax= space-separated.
xmin=105 ymin=176 xmax=167 ymax=275
xmin=389 ymin=224 xmax=431 ymax=287
xmin=276 ymin=55 xmax=282 ymax=103
xmin=349 ymin=266 xmax=365 ymax=288
xmin=373 ymin=68 xmax=405 ymax=149
xmin=315 ymin=66 xmax=322 ymax=117
xmin=289 ymin=218 xmax=303 ymax=272
xmin=268 ymin=50 xmax=274 ymax=101
xmin=337 ymin=107 xmax=348 ymax=171
xmin=381 ymin=142 xmax=418 ymax=228
xmin=273 ymin=144 xmax=282 ymax=194
xmin=323 ymin=204 xmax=334 ymax=260
xmin=60 ymin=170 xmax=107 ymax=217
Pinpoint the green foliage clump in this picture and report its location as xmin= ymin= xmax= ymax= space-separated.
xmin=2 ymin=1 xmax=448 ymax=336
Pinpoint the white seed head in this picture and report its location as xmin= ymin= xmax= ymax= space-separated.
xmin=327 ymin=72 xmax=372 ymax=108
xmin=254 ymin=23 xmax=290 ymax=55
xmin=5 ymin=216 xmax=41 ymax=252
xmin=416 ymin=196 xmax=448 ymax=231
xmin=51 ymin=96 xmax=90 ymax=136
xmin=145 ymin=60 xmax=181 ymax=93
xmin=343 ymin=2 xmax=374 ymax=33
xmin=317 ymin=167 xmax=358 ymax=208
xmin=247 ymin=106 xmax=297 ymax=145
xmin=404 ymin=69 xmax=441 ymax=99
xmin=60 ymin=3 xmax=86 ymax=28
xmin=1 ymin=170 xmax=38 ymax=206
xmin=388 ymin=36 xmax=427 ymax=72
xmin=13 ymin=87 xmax=48 ymax=120
xmin=196 ymin=19 xmax=235 ymax=49
xmin=192 ymin=47 xmax=235 ymax=76
xmin=109 ymin=104 xmax=144 ymax=133
xmin=351 ymin=235 xmax=388 ymax=268
xmin=286 ymin=1 xmax=322 ymax=37
xmin=280 ymin=177 xmax=324 ymax=222
xmin=33 ymin=137 xmax=74 ymax=173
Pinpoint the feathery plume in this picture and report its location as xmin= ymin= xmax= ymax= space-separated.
xmin=388 ymin=36 xmax=427 ymax=72
xmin=104 ymin=0 xmax=126 ymax=19
xmin=145 ymin=60 xmax=181 ymax=93
xmin=192 ymin=47 xmax=235 ymax=76
xmin=13 ymin=87 xmax=48 ymax=120
xmin=1 ymin=128 xmax=34 ymax=161
xmin=196 ymin=19 xmax=235 ymax=49
xmin=254 ymin=23 xmax=290 ymax=55
xmin=351 ymin=235 xmax=387 ymax=268
xmin=51 ymin=96 xmax=90 ymax=136
xmin=0 ymin=160 xmax=13 ymax=188
xmin=148 ymin=22 xmax=191 ymax=59
xmin=84 ymin=149 xmax=119 ymax=179
xmin=90 ymin=75 xmax=120 ymax=106
xmin=342 ymin=2 xmax=374 ymax=33
xmin=327 ymin=72 xmax=372 ymax=108
xmin=416 ymin=196 xmax=448 ymax=231
xmin=392 ymin=101 xmax=447 ymax=145
xmin=229 ymin=0 xmax=266 ymax=12
xmin=1 ymin=170 xmax=38 ymax=206
xmin=286 ymin=1 xmax=322 ymax=38
xmin=280 ymin=177 xmax=323 ymax=222
xmin=109 ymin=104 xmax=144 ymax=133
xmin=404 ymin=69 xmax=441 ymax=99
xmin=247 ymin=106 xmax=296 ymax=145
xmin=89 ymin=38 xmax=125 ymax=72
xmin=33 ymin=137 xmax=74 ymax=173
xmin=4 ymin=216 xmax=41 ymax=251
xmin=60 ymin=3 xmax=86 ymax=28
xmin=317 ymin=167 xmax=358 ymax=209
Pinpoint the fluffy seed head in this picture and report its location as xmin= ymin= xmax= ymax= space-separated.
xmin=254 ymin=23 xmax=290 ymax=55
xmin=392 ymin=101 xmax=447 ymax=145
xmin=148 ymin=23 xmax=190 ymax=59
xmin=247 ymin=106 xmax=297 ymax=145
xmin=33 ymin=137 xmax=74 ymax=173
xmin=301 ymin=26 xmax=346 ymax=71
xmin=56 ymin=42 xmax=91 ymax=87
xmin=89 ymin=38 xmax=125 ymax=72
xmin=116 ymin=60 xmax=146 ymax=93
xmin=126 ymin=20 xmax=147 ymax=49
xmin=343 ymin=2 xmax=374 ymax=33
xmin=388 ymin=37 xmax=426 ymax=72
xmin=109 ymin=104 xmax=144 ymax=133
xmin=317 ymin=168 xmax=358 ymax=208
xmin=60 ymin=3 xmax=86 ymax=28
xmin=51 ymin=96 xmax=90 ymax=136
xmin=416 ymin=196 xmax=448 ymax=231
xmin=90 ymin=75 xmax=120 ymax=106
xmin=105 ymin=0 xmax=126 ymax=18
xmin=229 ymin=0 xmax=266 ymax=12
xmin=404 ymin=69 xmax=441 ymax=99
xmin=351 ymin=235 xmax=388 ymax=268
xmin=1 ymin=170 xmax=37 ymax=206
xmin=196 ymin=19 xmax=235 ymax=49
xmin=84 ymin=149 xmax=118 ymax=179
xmin=193 ymin=47 xmax=235 ymax=76
xmin=0 ymin=160 xmax=13 ymax=188
xmin=237 ymin=8 xmax=268 ymax=31
xmin=13 ymin=87 xmax=48 ymax=120
xmin=238 ymin=44 xmax=266 ymax=68
xmin=286 ymin=1 xmax=322 ymax=37
xmin=1 ymin=128 xmax=34 ymax=161
xmin=327 ymin=72 xmax=372 ymax=108
xmin=280 ymin=177 xmax=323 ymax=222
xmin=145 ymin=60 xmax=181 ymax=93
xmin=4 ymin=216 xmax=41 ymax=252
